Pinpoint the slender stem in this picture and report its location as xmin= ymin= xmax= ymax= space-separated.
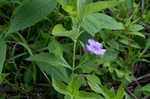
xmin=4 ymin=31 xmax=9 ymax=39
xmin=72 ymin=40 xmax=77 ymax=72
xmin=127 ymin=33 xmax=131 ymax=67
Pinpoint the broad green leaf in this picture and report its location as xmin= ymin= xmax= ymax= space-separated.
xmin=52 ymin=78 xmax=71 ymax=96
xmin=0 ymin=39 xmax=6 ymax=73
xmin=142 ymin=84 xmax=150 ymax=96
xmin=57 ymin=0 xmax=73 ymax=6
xmin=125 ymin=0 xmax=133 ymax=9
xmin=9 ymin=0 xmax=57 ymax=33
xmin=115 ymin=84 xmax=125 ymax=99
xmin=129 ymin=24 xmax=144 ymax=32
xmin=52 ymin=24 xmax=81 ymax=40
xmin=57 ymin=0 xmax=76 ymax=15
xmin=76 ymin=0 xmax=92 ymax=17
xmin=130 ymin=32 xmax=145 ymax=38
xmin=48 ymin=39 xmax=63 ymax=57
xmin=125 ymin=93 xmax=132 ymax=99
xmin=81 ymin=13 xmax=124 ymax=35
xmin=101 ymin=50 xmax=118 ymax=64
xmin=76 ymin=91 xmax=104 ymax=99
xmin=65 ymin=95 xmax=71 ymax=99
xmin=78 ymin=54 xmax=100 ymax=73
xmin=107 ymin=40 xmax=120 ymax=50
xmin=69 ymin=75 xmax=82 ymax=96
xmin=81 ymin=1 xmax=119 ymax=17
xmin=87 ymin=75 xmax=104 ymax=95
xmin=134 ymin=86 xmax=142 ymax=99
xmin=119 ymin=39 xmax=140 ymax=49
xmin=27 ymin=53 xmax=71 ymax=69
xmin=87 ymin=75 xmax=114 ymax=99
xmin=37 ymin=62 xmax=69 ymax=82
xmin=52 ymin=24 xmax=74 ymax=39
xmin=53 ymin=75 xmax=82 ymax=97
xmin=0 ymin=0 xmax=11 ymax=7
xmin=63 ymin=6 xmax=75 ymax=15
xmin=87 ymin=75 xmax=102 ymax=85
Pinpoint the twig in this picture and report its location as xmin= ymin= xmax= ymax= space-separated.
xmin=128 ymin=73 xmax=150 ymax=86
xmin=80 ymin=74 xmax=89 ymax=77
xmin=136 ymin=73 xmax=150 ymax=81
xmin=125 ymin=88 xmax=138 ymax=99
xmin=142 ymin=96 xmax=150 ymax=99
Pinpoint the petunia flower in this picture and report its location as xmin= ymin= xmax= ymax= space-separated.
xmin=86 ymin=39 xmax=106 ymax=55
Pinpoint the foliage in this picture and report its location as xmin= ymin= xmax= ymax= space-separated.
xmin=0 ymin=0 xmax=150 ymax=98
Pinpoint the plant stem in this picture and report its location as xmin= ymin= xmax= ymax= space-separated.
xmin=72 ymin=40 xmax=77 ymax=72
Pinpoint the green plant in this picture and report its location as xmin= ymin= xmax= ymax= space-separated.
xmin=1 ymin=0 xmax=150 ymax=98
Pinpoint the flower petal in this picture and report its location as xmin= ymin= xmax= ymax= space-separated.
xmin=88 ymin=39 xmax=95 ymax=45
xmin=86 ymin=45 xmax=93 ymax=53
xmin=95 ymin=49 xmax=106 ymax=55
xmin=95 ymin=42 xmax=102 ymax=48
xmin=86 ymin=39 xmax=106 ymax=55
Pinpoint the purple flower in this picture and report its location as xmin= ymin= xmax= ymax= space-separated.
xmin=86 ymin=39 xmax=106 ymax=55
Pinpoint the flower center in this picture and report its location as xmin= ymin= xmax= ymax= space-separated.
xmin=92 ymin=45 xmax=99 ymax=51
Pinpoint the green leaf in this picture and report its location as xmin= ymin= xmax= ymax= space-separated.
xmin=119 ymin=39 xmax=140 ymax=49
xmin=134 ymin=86 xmax=142 ymax=99
xmin=87 ymin=75 xmax=114 ymax=99
xmin=76 ymin=91 xmax=104 ymax=99
xmin=129 ymin=24 xmax=144 ymax=32
xmin=52 ymin=78 xmax=71 ymax=96
xmin=0 ymin=39 xmax=6 ymax=73
xmin=130 ymin=32 xmax=145 ymax=38
xmin=115 ymin=69 xmax=124 ymax=78
xmin=69 ymin=75 xmax=82 ymax=96
xmin=63 ymin=5 xmax=75 ymax=15
xmin=9 ymin=0 xmax=57 ymax=33
xmin=76 ymin=0 xmax=92 ymax=17
xmin=17 ymin=42 xmax=33 ymax=56
xmin=24 ymin=67 xmax=33 ymax=88
xmin=115 ymin=84 xmax=125 ymax=99
xmin=142 ymin=84 xmax=150 ymax=96
xmin=87 ymin=75 xmax=105 ymax=96
xmin=125 ymin=93 xmax=132 ymax=99
xmin=27 ymin=53 xmax=71 ymax=69
xmin=48 ymin=39 xmax=63 ymax=57
xmin=101 ymin=50 xmax=118 ymax=64
xmin=64 ymin=95 xmax=71 ymax=99
xmin=52 ymin=24 xmax=72 ymax=37
xmin=107 ymin=40 xmax=120 ymax=50
xmin=125 ymin=0 xmax=133 ymax=9
xmin=87 ymin=75 xmax=102 ymax=85
xmin=0 ymin=73 xmax=9 ymax=84
xmin=140 ymin=37 xmax=150 ymax=57
xmin=52 ymin=24 xmax=81 ymax=40
xmin=57 ymin=0 xmax=76 ymax=15
xmin=37 ymin=62 xmax=69 ymax=82
xmin=53 ymin=75 xmax=82 ymax=97
xmin=57 ymin=0 xmax=73 ymax=6
xmin=78 ymin=54 xmax=100 ymax=73
xmin=0 ymin=0 xmax=10 ymax=7
xmin=81 ymin=13 xmax=124 ymax=35
xmin=81 ymin=1 xmax=119 ymax=17
xmin=145 ymin=38 xmax=150 ymax=51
